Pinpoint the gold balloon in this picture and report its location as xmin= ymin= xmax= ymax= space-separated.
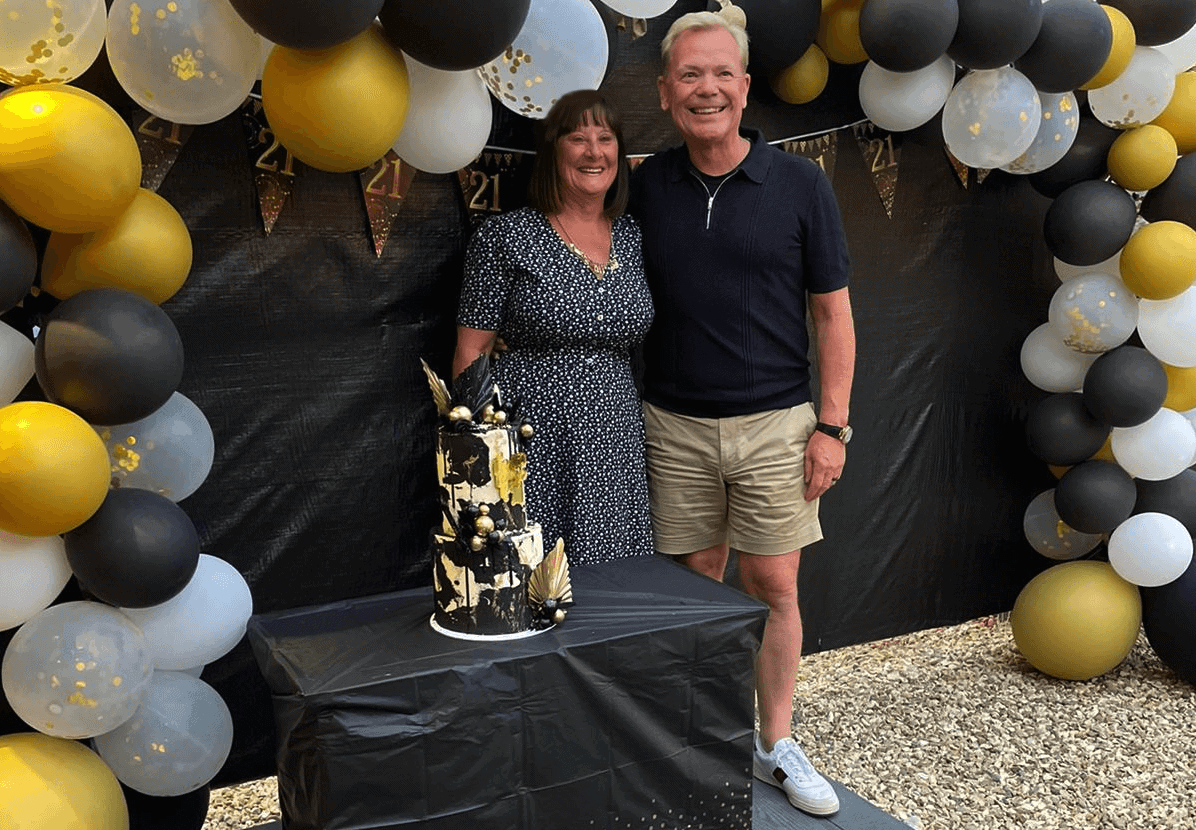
xmin=1151 ymin=71 xmax=1196 ymax=154
xmin=1090 ymin=435 xmax=1116 ymax=464
xmin=817 ymin=0 xmax=868 ymax=65
xmin=0 ymin=401 xmax=110 ymax=536
xmin=1010 ymin=561 xmax=1141 ymax=681
xmin=0 ymin=732 xmax=129 ymax=830
xmin=1107 ymin=124 xmax=1178 ymax=192
xmin=1118 ymin=220 xmax=1196 ymax=301
xmin=0 ymin=86 xmax=140 ymax=232
xmin=771 ymin=45 xmax=830 ymax=105
xmin=261 ymin=23 xmax=410 ymax=173
xmin=1048 ymin=463 xmax=1069 ymax=479
xmin=1082 ymin=6 xmax=1135 ymax=90
xmin=1162 ymin=363 xmax=1196 ymax=412
xmin=40 ymin=188 xmax=193 ymax=304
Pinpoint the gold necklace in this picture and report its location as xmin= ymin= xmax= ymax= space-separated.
xmin=553 ymin=215 xmax=618 ymax=279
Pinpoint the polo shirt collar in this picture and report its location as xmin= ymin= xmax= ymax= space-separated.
xmin=668 ymin=127 xmax=771 ymax=184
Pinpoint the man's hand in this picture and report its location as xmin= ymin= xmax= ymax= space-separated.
xmin=803 ymin=430 xmax=845 ymax=502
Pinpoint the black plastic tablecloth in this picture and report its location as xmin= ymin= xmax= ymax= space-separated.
xmin=247 ymin=554 xmax=769 ymax=829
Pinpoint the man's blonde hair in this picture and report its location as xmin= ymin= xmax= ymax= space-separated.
xmin=660 ymin=11 xmax=750 ymax=74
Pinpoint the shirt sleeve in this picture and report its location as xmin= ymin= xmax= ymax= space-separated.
xmin=803 ymin=166 xmax=852 ymax=294
xmin=457 ymin=214 xmax=513 ymax=332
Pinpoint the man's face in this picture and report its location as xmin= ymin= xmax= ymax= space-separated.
xmin=658 ymin=26 xmax=750 ymax=147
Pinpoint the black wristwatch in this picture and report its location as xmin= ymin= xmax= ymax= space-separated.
xmin=815 ymin=422 xmax=853 ymax=444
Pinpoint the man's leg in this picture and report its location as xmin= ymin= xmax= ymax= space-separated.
xmin=737 ymin=549 xmax=802 ymax=749
xmin=676 ymin=543 xmax=730 ymax=581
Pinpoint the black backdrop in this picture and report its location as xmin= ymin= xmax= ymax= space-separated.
xmin=0 ymin=0 xmax=1061 ymax=787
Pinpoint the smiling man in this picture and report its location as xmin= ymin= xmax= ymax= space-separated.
xmin=628 ymin=10 xmax=856 ymax=818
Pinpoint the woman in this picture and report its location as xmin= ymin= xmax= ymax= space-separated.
xmin=452 ymin=89 xmax=654 ymax=566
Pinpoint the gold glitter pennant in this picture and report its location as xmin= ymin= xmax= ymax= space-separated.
xmin=852 ymin=122 xmax=901 ymax=218
xmin=359 ymin=150 xmax=416 ymax=258
xmin=779 ymin=131 xmax=839 ymax=183
xmin=944 ymin=146 xmax=970 ymax=189
xmin=457 ymin=150 xmax=534 ymax=231
xmin=975 ymin=167 xmax=992 ymax=185
xmin=128 ymin=106 xmax=195 ymax=192
xmin=240 ymin=97 xmax=298 ymax=235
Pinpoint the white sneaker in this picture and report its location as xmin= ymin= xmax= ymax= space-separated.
xmin=753 ymin=735 xmax=840 ymax=816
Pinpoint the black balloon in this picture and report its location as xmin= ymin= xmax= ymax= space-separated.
xmin=65 ymin=488 xmax=200 ymax=608
xmin=1141 ymin=153 xmax=1196 ymax=231
xmin=1054 ymin=460 xmax=1137 ymax=533
xmin=123 ymin=784 xmax=211 ymax=830
xmin=379 ymin=0 xmax=531 ymax=72
xmin=227 ymin=0 xmax=384 ymax=50
xmin=1134 ymin=470 xmax=1196 ymax=537
xmin=1025 ymin=392 xmax=1110 ymax=466
xmin=0 ymin=199 xmax=37 ymax=314
xmin=1028 ymin=114 xmax=1119 ymax=198
xmin=1104 ymin=0 xmax=1196 ymax=46
xmin=1083 ymin=346 xmax=1167 ymax=428
xmin=735 ymin=0 xmax=822 ymax=79
xmin=1142 ymin=562 xmax=1196 ymax=686
xmin=1014 ymin=0 xmax=1112 ymax=93
xmin=859 ymin=0 xmax=960 ymax=73
xmin=34 ymin=287 xmax=184 ymax=426
xmin=1042 ymin=180 xmax=1137 ymax=266
xmin=948 ymin=0 xmax=1042 ymax=69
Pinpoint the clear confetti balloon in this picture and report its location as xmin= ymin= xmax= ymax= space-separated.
xmin=93 ymin=670 xmax=234 ymax=797
xmin=1088 ymin=46 xmax=1176 ymax=128
xmin=942 ymin=67 xmax=1041 ymax=169
xmin=0 ymin=0 xmax=106 ymax=87
xmin=105 ymin=0 xmax=260 ymax=124
xmin=2 ymin=601 xmax=153 ymax=739
xmin=1047 ymin=272 xmax=1139 ymax=355
xmin=1023 ymin=489 xmax=1103 ymax=560
xmin=1001 ymin=92 xmax=1081 ymax=175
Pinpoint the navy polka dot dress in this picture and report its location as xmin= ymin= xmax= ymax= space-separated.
xmin=458 ymin=207 xmax=655 ymax=566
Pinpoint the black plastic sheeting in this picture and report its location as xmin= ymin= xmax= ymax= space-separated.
xmin=247 ymin=556 xmax=767 ymax=829
xmin=0 ymin=0 xmax=1060 ymax=787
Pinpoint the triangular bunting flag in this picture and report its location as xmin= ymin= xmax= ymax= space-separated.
xmin=359 ymin=150 xmax=416 ymax=258
xmin=127 ymin=106 xmax=195 ymax=192
xmin=852 ymin=122 xmax=901 ymax=217
xmin=457 ymin=150 xmax=535 ymax=231
xmin=240 ymin=97 xmax=298 ymax=235
xmin=779 ymin=132 xmax=838 ymax=183
xmin=975 ymin=168 xmax=992 ymax=185
xmin=944 ymin=147 xmax=970 ymax=189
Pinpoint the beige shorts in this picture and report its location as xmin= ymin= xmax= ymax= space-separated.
xmin=642 ymin=401 xmax=823 ymax=556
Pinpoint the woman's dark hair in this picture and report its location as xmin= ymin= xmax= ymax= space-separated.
xmin=527 ymin=89 xmax=630 ymax=219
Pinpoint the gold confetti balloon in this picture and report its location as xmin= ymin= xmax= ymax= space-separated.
xmin=0 ymin=85 xmax=140 ymax=233
xmin=0 ymin=0 xmax=108 ymax=88
xmin=105 ymin=0 xmax=261 ymax=125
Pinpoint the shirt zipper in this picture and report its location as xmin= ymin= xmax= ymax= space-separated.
xmin=691 ymin=171 xmax=734 ymax=230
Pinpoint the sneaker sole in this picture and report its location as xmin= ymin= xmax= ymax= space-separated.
xmin=753 ymin=764 xmax=840 ymax=817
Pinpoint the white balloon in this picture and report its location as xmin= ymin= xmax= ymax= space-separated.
xmin=93 ymin=671 xmax=234 ymax=797
xmin=942 ymin=67 xmax=1041 ymax=169
xmin=394 ymin=55 xmax=493 ymax=174
xmin=1138 ymin=285 xmax=1196 ymax=367
xmin=0 ymin=531 xmax=71 ymax=631
xmin=479 ymin=0 xmax=608 ymax=119
xmin=95 ymin=391 xmax=215 ymax=502
xmin=1108 ymin=512 xmax=1194 ymax=587
xmin=1155 ymin=20 xmax=1196 ymax=72
xmin=1088 ymin=47 xmax=1176 ymax=128
xmin=1047 ymin=273 xmax=1139 ymax=354
xmin=1023 ymin=489 xmax=1103 ymax=560
xmin=1111 ymin=408 xmax=1196 ymax=481
xmin=106 ymin=0 xmax=261 ymax=124
xmin=596 ymin=0 xmax=676 ymax=16
xmin=1001 ymin=92 xmax=1080 ymax=175
xmin=1020 ymin=322 xmax=1097 ymax=392
xmin=1054 ymin=254 xmax=1120 ymax=282
xmin=858 ymin=56 xmax=957 ymax=133
xmin=119 ymin=554 xmax=253 ymax=671
xmin=0 ymin=0 xmax=107 ymax=86
xmin=0 ymin=321 xmax=35 ymax=406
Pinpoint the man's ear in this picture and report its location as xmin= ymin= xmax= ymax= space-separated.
xmin=657 ymin=75 xmax=669 ymax=112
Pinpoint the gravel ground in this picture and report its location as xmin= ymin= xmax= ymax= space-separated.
xmin=202 ymin=616 xmax=1195 ymax=830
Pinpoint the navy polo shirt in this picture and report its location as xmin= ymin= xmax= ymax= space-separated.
xmin=629 ymin=128 xmax=850 ymax=418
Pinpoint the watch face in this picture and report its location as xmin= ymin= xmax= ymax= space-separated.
xmin=841 ymin=425 xmax=853 ymax=444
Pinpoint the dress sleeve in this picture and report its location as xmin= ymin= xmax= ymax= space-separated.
xmin=457 ymin=215 xmax=514 ymax=331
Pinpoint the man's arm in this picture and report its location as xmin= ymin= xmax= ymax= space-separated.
xmin=804 ymin=286 xmax=856 ymax=501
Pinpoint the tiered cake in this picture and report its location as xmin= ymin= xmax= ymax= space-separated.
xmin=423 ymin=357 xmax=571 ymax=639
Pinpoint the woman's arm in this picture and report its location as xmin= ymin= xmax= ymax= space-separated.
xmin=452 ymin=326 xmax=499 ymax=378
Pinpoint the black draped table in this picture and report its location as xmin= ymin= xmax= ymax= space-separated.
xmin=247 ymin=554 xmax=769 ymax=829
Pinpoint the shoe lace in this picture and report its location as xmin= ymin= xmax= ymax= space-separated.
xmin=774 ymin=740 xmax=818 ymax=782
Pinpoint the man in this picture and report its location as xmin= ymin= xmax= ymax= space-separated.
xmin=628 ymin=10 xmax=856 ymax=818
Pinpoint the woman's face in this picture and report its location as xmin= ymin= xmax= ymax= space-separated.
xmin=555 ymin=118 xmax=618 ymax=205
